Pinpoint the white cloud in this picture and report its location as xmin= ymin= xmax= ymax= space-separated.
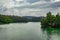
xmin=0 ymin=0 xmax=60 ymax=16
xmin=12 ymin=0 xmax=30 ymax=7
xmin=51 ymin=0 xmax=60 ymax=2
xmin=32 ymin=1 xmax=48 ymax=5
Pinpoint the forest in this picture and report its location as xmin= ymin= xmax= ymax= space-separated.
xmin=41 ymin=12 xmax=60 ymax=28
xmin=0 ymin=14 xmax=28 ymax=24
xmin=0 ymin=14 xmax=44 ymax=24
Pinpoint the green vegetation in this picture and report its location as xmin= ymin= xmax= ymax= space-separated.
xmin=0 ymin=14 xmax=44 ymax=24
xmin=0 ymin=15 xmax=13 ymax=24
xmin=0 ymin=14 xmax=28 ymax=24
xmin=41 ymin=12 xmax=60 ymax=28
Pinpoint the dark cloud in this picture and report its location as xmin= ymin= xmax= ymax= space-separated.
xmin=27 ymin=0 xmax=51 ymax=3
xmin=27 ymin=0 xmax=40 ymax=3
xmin=0 ymin=6 xmax=7 ymax=13
xmin=9 ymin=0 xmax=60 ymax=9
xmin=28 ymin=1 xmax=60 ymax=8
xmin=44 ymin=0 xmax=51 ymax=1
xmin=51 ymin=1 xmax=60 ymax=7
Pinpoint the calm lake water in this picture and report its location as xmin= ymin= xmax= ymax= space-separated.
xmin=0 ymin=22 xmax=60 ymax=40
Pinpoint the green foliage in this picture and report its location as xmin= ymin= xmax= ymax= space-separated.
xmin=0 ymin=15 xmax=13 ymax=24
xmin=0 ymin=14 xmax=28 ymax=24
xmin=41 ymin=12 xmax=60 ymax=28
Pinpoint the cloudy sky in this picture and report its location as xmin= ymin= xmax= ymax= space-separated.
xmin=0 ymin=0 xmax=60 ymax=16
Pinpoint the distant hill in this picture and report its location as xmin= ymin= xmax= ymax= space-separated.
xmin=23 ymin=16 xmax=45 ymax=22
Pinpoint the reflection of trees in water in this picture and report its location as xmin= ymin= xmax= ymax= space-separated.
xmin=41 ymin=28 xmax=60 ymax=40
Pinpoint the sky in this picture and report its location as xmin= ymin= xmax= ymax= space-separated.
xmin=0 ymin=0 xmax=60 ymax=16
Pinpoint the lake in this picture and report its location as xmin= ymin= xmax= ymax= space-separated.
xmin=0 ymin=22 xmax=60 ymax=40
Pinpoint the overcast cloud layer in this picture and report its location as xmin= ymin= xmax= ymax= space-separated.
xmin=0 ymin=0 xmax=60 ymax=16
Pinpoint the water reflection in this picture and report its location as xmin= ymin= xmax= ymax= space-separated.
xmin=0 ymin=23 xmax=60 ymax=40
xmin=41 ymin=28 xmax=60 ymax=40
xmin=0 ymin=22 xmax=41 ymax=40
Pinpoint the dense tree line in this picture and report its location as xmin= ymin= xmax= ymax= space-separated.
xmin=0 ymin=14 xmax=28 ymax=24
xmin=41 ymin=12 xmax=60 ymax=28
xmin=0 ymin=14 xmax=44 ymax=24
